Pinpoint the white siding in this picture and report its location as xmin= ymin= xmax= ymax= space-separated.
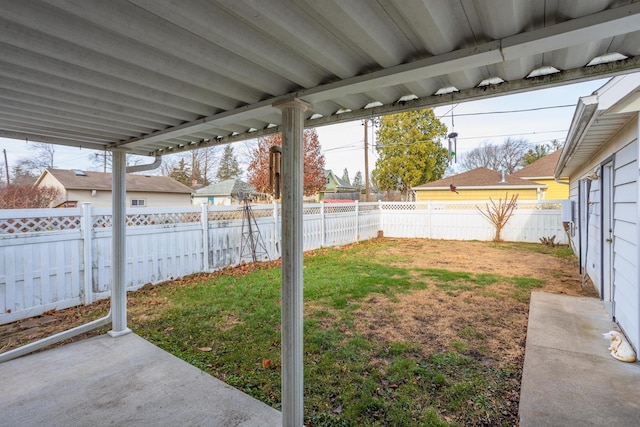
xmin=613 ymin=139 xmax=638 ymax=349
xmin=567 ymin=115 xmax=640 ymax=351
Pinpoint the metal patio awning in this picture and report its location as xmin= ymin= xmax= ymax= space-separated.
xmin=1 ymin=1 xmax=640 ymax=155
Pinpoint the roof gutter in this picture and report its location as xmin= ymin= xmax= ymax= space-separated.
xmin=555 ymin=95 xmax=600 ymax=178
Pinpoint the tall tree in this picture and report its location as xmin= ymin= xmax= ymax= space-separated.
xmin=521 ymin=139 xmax=563 ymax=166
xmin=352 ymin=171 xmax=363 ymax=192
xmin=33 ymin=142 xmax=55 ymax=170
xmin=371 ymin=109 xmax=448 ymax=199
xmin=160 ymin=147 xmax=218 ymax=185
xmin=169 ymin=158 xmax=191 ymax=185
xmin=216 ymin=145 xmax=242 ymax=181
xmin=247 ymin=129 xmax=326 ymax=196
xmin=460 ymin=137 xmax=531 ymax=173
xmin=341 ymin=168 xmax=350 ymax=185
xmin=11 ymin=159 xmax=40 ymax=184
xmin=9 ymin=143 xmax=57 ymax=180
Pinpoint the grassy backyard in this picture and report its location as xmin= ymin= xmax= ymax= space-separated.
xmin=1 ymin=238 xmax=597 ymax=426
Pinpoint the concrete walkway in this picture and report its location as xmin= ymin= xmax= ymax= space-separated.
xmin=0 ymin=333 xmax=281 ymax=426
xmin=519 ymin=292 xmax=640 ymax=426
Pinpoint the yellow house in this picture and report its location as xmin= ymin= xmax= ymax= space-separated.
xmin=412 ymin=168 xmax=545 ymax=201
xmin=512 ymin=150 xmax=568 ymax=199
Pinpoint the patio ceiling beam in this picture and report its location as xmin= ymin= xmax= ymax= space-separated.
xmin=134 ymin=57 xmax=640 ymax=159
xmin=116 ymin=3 xmax=640 ymax=154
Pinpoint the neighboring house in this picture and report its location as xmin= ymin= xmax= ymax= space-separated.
xmin=35 ymin=168 xmax=193 ymax=208
xmin=512 ymin=150 xmax=568 ymax=199
xmin=555 ymin=73 xmax=640 ymax=352
xmin=412 ymin=168 xmax=546 ymax=201
xmin=192 ymin=179 xmax=257 ymax=206
xmin=317 ymin=169 xmax=358 ymax=202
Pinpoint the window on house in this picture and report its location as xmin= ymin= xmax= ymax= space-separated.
xmin=131 ymin=199 xmax=146 ymax=207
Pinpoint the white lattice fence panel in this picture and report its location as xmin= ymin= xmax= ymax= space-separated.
xmin=0 ymin=211 xmax=82 ymax=234
xmin=303 ymin=206 xmax=322 ymax=215
xmin=324 ymin=203 xmax=356 ymax=214
xmin=127 ymin=211 xmax=200 ymax=226
xmin=208 ymin=206 xmax=244 ymax=222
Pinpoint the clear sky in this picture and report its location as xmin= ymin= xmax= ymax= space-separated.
xmin=0 ymin=78 xmax=608 ymax=180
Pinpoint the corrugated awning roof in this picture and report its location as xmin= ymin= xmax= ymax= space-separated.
xmin=2 ymin=1 xmax=640 ymax=157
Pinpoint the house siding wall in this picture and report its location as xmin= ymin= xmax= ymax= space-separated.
xmin=415 ymin=188 xmax=539 ymax=201
xmin=65 ymin=190 xmax=191 ymax=208
xmin=534 ymin=178 xmax=569 ymax=199
xmin=613 ymin=137 xmax=638 ymax=349
xmin=567 ymin=115 xmax=639 ymax=350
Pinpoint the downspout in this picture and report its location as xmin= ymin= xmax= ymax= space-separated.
xmin=126 ymin=156 xmax=162 ymax=173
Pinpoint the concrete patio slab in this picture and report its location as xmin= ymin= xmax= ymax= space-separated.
xmin=0 ymin=333 xmax=281 ymax=426
xmin=519 ymin=292 xmax=640 ymax=426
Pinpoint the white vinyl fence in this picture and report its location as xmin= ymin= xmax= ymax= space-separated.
xmin=0 ymin=200 xmax=565 ymax=324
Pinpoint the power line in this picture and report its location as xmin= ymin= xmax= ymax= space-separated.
xmin=438 ymin=103 xmax=574 ymax=119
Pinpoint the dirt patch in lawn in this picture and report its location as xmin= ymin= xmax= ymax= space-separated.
xmin=354 ymin=239 xmax=598 ymax=368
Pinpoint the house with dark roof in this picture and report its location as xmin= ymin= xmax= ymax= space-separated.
xmin=35 ymin=168 xmax=193 ymax=208
xmin=512 ymin=150 xmax=568 ymax=199
xmin=412 ymin=167 xmax=546 ymax=201
xmin=192 ymin=179 xmax=257 ymax=206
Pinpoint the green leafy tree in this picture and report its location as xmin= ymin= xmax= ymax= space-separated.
xmin=341 ymin=168 xmax=350 ymax=185
xmin=372 ymin=110 xmax=448 ymax=199
xmin=352 ymin=171 xmax=363 ymax=191
xmin=521 ymin=145 xmax=551 ymax=166
xmin=216 ymin=145 xmax=242 ymax=181
xmin=521 ymin=139 xmax=563 ymax=166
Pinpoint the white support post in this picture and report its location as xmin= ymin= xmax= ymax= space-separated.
xmin=81 ymin=203 xmax=93 ymax=305
xmin=320 ymin=201 xmax=326 ymax=247
xmin=355 ymin=200 xmax=359 ymax=242
xmin=274 ymin=97 xmax=311 ymax=427
xmin=201 ymin=203 xmax=210 ymax=272
xmin=109 ymin=150 xmax=131 ymax=337
xmin=379 ymin=200 xmax=384 ymax=235
xmin=273 ymin=201 xmax=279 ymax=258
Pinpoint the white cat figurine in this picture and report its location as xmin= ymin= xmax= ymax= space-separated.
xmin=603 ymin=331 xmax=636 ymax=363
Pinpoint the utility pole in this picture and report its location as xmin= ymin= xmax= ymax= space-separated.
xmin=363 ymin=119 xmax=369 ymax=202
xmin=3 ymin=149 xmax=9 ymax=185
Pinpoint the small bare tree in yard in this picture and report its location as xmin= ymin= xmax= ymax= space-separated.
xmin=477 ymin=193 xmax=519 ymax=242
